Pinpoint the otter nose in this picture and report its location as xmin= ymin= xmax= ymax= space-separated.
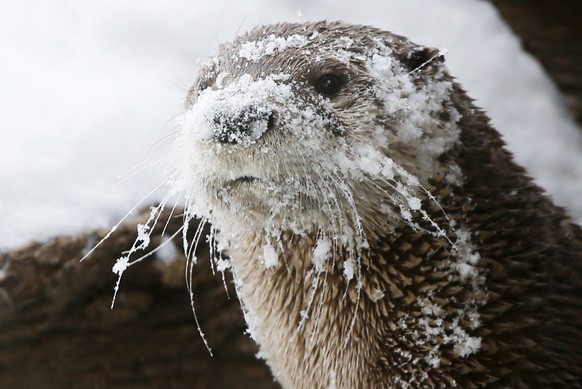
xmin=213 ymin=106 xmax=273 ymax=144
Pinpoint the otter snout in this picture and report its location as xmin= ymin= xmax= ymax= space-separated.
xmin=213 ymin=105 xmax=276 ymax=145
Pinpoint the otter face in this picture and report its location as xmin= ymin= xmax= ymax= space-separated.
xmin=174 ymin=21 xmax=460 ymax=242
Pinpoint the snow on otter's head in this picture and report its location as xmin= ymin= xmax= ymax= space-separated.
xmin=173 ymin=21 xmax=460 ymax=249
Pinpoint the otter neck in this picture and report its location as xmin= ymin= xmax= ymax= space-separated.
xmin=224 ymin=221 xmax=483 ymax=388
xmin=227 ymin=231 xmax=379 ymax=388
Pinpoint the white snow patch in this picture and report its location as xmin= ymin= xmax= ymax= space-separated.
xmin=312 ymin=238 xmax=331 ymax=272
xmin=215 ymin=258 xmax=231 ymax=272
xmin=244 ymin=309 xmax=263 ymax=343
xmin=260 ymin=243 xmax=278 ymax=268
xmin=239 ymin=33 xmax=310 ymax=61
xmin=453 ymin=330 xmax=482 ymax=357
xmin=112 ymin=256 xmax=130 ymax=276
xmin=453 ymin=230 xmax=482 ymax=280
xmin=328 ymin=370 xmax=337 ymax=389
xmin=343 ymin=258 xmax=355 ymax=281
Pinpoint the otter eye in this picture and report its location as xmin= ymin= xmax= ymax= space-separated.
xmin=314 ymin=74 xmax=343 ymax=97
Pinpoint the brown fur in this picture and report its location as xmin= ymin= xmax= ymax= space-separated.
xmin=186 ymin=21 xmax=582 ymax=388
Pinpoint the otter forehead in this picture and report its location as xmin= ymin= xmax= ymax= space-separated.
xmin=229 ymin=21 xmax=411 ymax=63
xmin=191 ymin=21 xmax=416 ymax=101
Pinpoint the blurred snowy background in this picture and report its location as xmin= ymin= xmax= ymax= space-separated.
xmin=1 ymin=0 xmax=581 ymax=250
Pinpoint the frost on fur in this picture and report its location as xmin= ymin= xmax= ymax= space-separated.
xmin=100 ymin=23 xmax=486 ymax=377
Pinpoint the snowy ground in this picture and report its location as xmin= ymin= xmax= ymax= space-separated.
xmin=1 ymin=0 xmax=581 ymax=250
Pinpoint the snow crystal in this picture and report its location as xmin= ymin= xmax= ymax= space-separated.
xmin=328 ymin=370 xmax=337 ymax=389
xmin=453 ymin=330 xmax=482 ymax=357
xmin=215 ymin=258 xmax=231 ymax=272
xmin=260 ymin=243 xmax=278 ymax=268
xmin=312 ymin=238 xmax=331 ymax=272
xmin=453 ymin=230 xmax=482 ymax=280
xmin=242 ymin=307 xmax=263 ymax=343
xmin=343 ymin=258 xmax=355 ymax=281
xmin=407 ymin=197 xmax=422 ymax=211
xmin=367 ymin=51 xmax=459 ymax=164
xmin=238 ymin=34 xmax=309 ymax=61
xmin=112 ymin=256 xmax=129 ymax=276
xmin=456 ymin=263 xmax=477 ymax=279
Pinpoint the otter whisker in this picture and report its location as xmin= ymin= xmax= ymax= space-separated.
xmin=212 ymin=229 xmax=231 ymax=298
xmin=110 ymin=196 xmax=170 ymax=308
xmin=207 ymin=225 xmax=217 ymax=276
xmin=371 ymin=176 xmax=436 ymax=228
xmin=369 ymin=171 xmax=456 ymax=247
xmin=80 ymin=177 xmax=170 ymax=262
xmin=182 ymin=214 xmax=213 ymax=355
xmin=206 ymin=224 xmax=230 ymax=297
xmin=161 ymin=190 xmax=183 ymax=237
xmin=419 ymin=183 xmax=455 ymax=227
xmin=126 ymin=225 xmax=184 ymax=267
xmin=298 ymin=268 xmax=319 ymax=330
xmin=316 ymin=174 xmax=343 ymax=273
xmin=324 ymin=172 xmax=366 ymax=341
xmin=407 ymin=47 xmax=448 ymax=76
xmin=185 ymin=213 xmax=206 ymax=267
xmin=308 ymin=268 xmax=330 ymax=346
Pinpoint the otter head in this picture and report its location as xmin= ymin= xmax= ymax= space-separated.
xmin=174 ymin=21 xmax=460 ymax=261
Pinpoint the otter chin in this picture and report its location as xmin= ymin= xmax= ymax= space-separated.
xmin=170 ymin=21 xmax=582 ymax=388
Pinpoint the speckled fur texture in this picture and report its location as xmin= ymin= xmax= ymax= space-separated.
xmin=182 ymin=21 xmax=582 ymax=388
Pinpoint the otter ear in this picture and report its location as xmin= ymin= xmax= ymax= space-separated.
xmin=401 ymin=46 xmax=446 ymax=73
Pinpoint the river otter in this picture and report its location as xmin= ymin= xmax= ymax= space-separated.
xmin=160 ymin=21 xmax=582 ymax=388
